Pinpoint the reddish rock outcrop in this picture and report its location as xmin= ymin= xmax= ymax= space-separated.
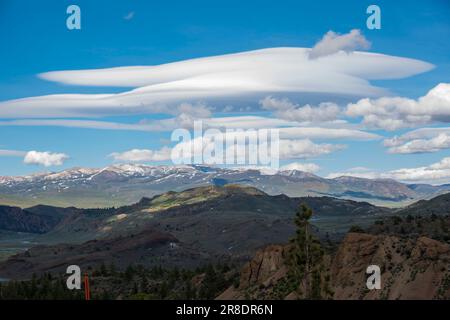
xmin=219 ymin=233 xmax=450 ymax=300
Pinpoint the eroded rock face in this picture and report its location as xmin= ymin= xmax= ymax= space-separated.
xmin=217 ymin=245 xmax=289 ymax=300
xmin=239 ymin=245 xmax=286 ymax=289
xmin=219 ymin=233 xmax=450 ymax=300
xmin=331 ymin=233 xmax=450 ymax=300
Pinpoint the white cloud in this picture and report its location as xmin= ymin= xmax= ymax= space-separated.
xmin=327 ymin=157 xmax=450 ymax=185
xmin=170 ymin=132 xmax=344 ymax=163
xmin=309 ymin=29 xmax=371 ymax=59
xmin=345 ymin=166 xmax=373 ymax=173
xmin=0 ymin=119 xmax=162 ymax=131
xmin=0 ymin=116 xmax=290 ymax=132
xmin=0 ymin=102 xmax=211 ymax=131
xmin=109 ymin=147 xmax=172 ymax=162
xmin=171 ymin=102 xmax=211 ymax=129
xmin=387 ymin=157 xmax=450 ymax=184
xmin=204 ymin=116 xmax=299 ymax=129
xmin=278 ymin=127 xmax=380 ymax=140
xmin=0 ymin=116 xmax=380 ymax=141
xmin=278 ymin=139 xmax=345 ymax=159
xmin=326 ymin=170 xmax=382 ymax=180
xmin=384 ymin=127 xmax=450 ymax=146
xmin=386 ymin=133 xmax=450 ymax=154
xmin=113 ymin=134 xmax=343 ymax=167
xmin=346 ymin=83 xmax=450 ymax=130
xmin=260 ymin=96 xmax=341 ymax=122
xmin=0 ymin=149 xmax=69 ymax=167
xmin=0 ymin=47 xmax=432 ymax=118
xmin=279 ymin=162 xmax=320 ymax=173
xmin=384 ymin=127 xmax=450 ymax=153
xmin=23 ymin=151 xmax=69 ymax=167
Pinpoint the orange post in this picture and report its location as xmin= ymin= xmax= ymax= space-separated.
xmin=84 ymin=273 xmax=90 ymax=300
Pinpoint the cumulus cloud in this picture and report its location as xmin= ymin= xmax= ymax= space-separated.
xmin=113 ymin=134 xmax=343 ymax=167
xmin=109 ymin=147 xmax=172 ymax=162
xmin=198 ymin=135 xmax=341 ymax=162
xmin=0 ymin=149 xmax=68 ymax=166
xmin=384 ymin=127 xmax=450 ymax=154
xmin=309 ymin=29 xmax=371 ymax=59
xmin=278 ymin=139 xmax=345 ymax=159
xmin=171 ymin=102 xmax=211 ymax=129
xmin=170 ymin=131 xmax=344 ymax=164
xmin=346 ymin=83 xmax=450 ymax=130
xmin=0 ymin=47 xmax=433 ymax=118
xmin=23 ymin=151 xmax=69 ymax=167
xmin=384 ymin=128 xmax=450 ymax=146
xmin=386 ymin=133 xmax=450 ymax=154
xmin=260 ymin=96 xmax=341 ymax=123
xmin=327 ymin=157 xmax=450 ymax=184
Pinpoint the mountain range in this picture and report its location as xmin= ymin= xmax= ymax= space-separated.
xmin=0 ymin=184 xmax=390 ymax=267
xmin=0 ymin=185 xmax=449 ymax=299
xmin=2 ymin=164 xmax=450 ymax=208
xmin=1 ymin=184 xmax=450 ymax=279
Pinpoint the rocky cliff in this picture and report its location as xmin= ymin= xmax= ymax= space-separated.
xmin=218 ymin=233 xmax=450 ymax=300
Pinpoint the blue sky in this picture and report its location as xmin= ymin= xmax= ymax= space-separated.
xmin=0 ymin=0 xmax=449 ymax=183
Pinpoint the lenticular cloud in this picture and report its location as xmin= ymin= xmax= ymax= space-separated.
xmin=0 ymin=47 xmax=433 ymax=118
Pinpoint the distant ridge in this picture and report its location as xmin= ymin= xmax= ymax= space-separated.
xmin=1 ymin=164 xmax=450 ymax=208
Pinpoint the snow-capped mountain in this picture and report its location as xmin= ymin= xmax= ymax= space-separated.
xmin=1 ymin=164 xmax=449 ymax=208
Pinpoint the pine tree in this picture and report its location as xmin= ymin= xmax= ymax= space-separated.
xmin=287 ymin=204 xmax=331 ymax=299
